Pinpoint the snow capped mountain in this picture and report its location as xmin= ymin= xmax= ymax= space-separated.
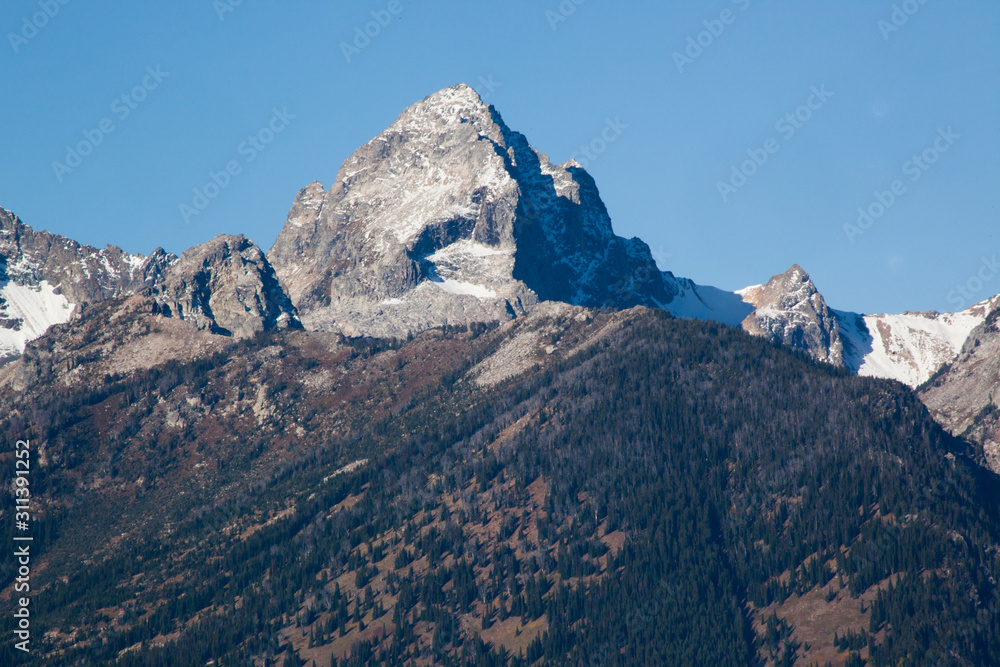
xmin=266 ymin=81 xmax=1000 ymax=393
xmin=268 ymin=83 xmax=672 ymax=337
xmin=0 ymin=207 xmax=173 ymax=364
xmin=675 ymin=260 xmax=1000 ymax=390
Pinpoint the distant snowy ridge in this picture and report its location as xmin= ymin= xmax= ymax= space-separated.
xmin=661 ymin=261 xmax=1000 ymax=389
xmin=659 ymin=273 xmax=753 ymax=327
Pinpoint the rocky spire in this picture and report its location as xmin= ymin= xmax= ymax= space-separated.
xmin=145 ymin=234 xmax=299 ymax=339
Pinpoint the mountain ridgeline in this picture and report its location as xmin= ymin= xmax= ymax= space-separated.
xmin=1 ymin=84 xmax=999 ymax=666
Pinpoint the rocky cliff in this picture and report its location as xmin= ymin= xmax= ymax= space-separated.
xmin=146 ymin=234 xmax=299 ymax=339
xmin=920 ymin=303 xmax=1000 ymax=473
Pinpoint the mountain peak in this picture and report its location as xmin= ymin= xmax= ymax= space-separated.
xmin=268 ymin=86 xmax=672 ymax=337
xmin=740 ymin=264 xmax=845 ymax=366
xmin=771 ymin=263 xmax=812 ymax=287
xmin=1 ymin=206 xmax=18 ymax=228
xmin=785 ymin=263 xmax=808 ymax=279
xmin=423 ymin=82 xmax=486 ymax=109
xmin=145 ymin=233 xmax=298 ymax=339
xmin=378 ymin=83 xmax=500 ymax=149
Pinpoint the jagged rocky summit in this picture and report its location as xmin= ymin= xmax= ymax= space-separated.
xmin=0 ymin=207 xmax=172 ymax=364
xmin=1 ymin=206 xmax=299 ymax=367
xmin=738 ymin=264 xmax=845 ymax=366
xmin=145 ymin=234 xmax=299 ymax=339
xmin=267 ymin=83 xmax=672 ymax=338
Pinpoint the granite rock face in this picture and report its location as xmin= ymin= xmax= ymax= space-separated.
xmin=738 ymin=264 xmax=845 ymax=367
xmin=268 ymin=84 xmax=673 ymax=337
xmin=146 ymin=234 xmax=299 ymax=339
xmin=0 ymin=207 xmax=171 ymax=304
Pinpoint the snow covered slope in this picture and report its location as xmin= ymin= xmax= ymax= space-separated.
xmin=0 ymin=280 xmax=74 ymax=363
xmin=836 ymin=303 xmax=998 ymax=387
xmin=660 ymin=273 xmax=753 ymax=327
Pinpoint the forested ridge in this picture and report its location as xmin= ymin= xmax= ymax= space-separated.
xmin=2 ymin=306 xmax=999 ymax=666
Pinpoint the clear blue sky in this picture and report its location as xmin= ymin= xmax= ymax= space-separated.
xmin=1 ymin=1 xmax=997 ymax=314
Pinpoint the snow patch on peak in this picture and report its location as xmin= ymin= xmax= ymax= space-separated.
xmin=0 ymin=280 xmax=75 ymax=362
xmin=427 ymin=239 xmax=507 ymax=261
xmin=125 ymin=253 xmax=146 ymax=273
xmin=392 ymin=84 xmax=494 ymax=134
xmin=431 ymin=278 xmax=496 ymax=299
xmin=427 ymin=83 xmax=485 ymax=106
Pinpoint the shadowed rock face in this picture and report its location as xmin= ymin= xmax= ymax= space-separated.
xmin=268 ymin=84 xmax=674 ymax=338
xmin=920 ymin=306 xmax=1000 ymax=473
xmin=145 ymin=234 xmax=299 ymax=339
xmin=739 ymin=264 xmax=845 ymax=367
